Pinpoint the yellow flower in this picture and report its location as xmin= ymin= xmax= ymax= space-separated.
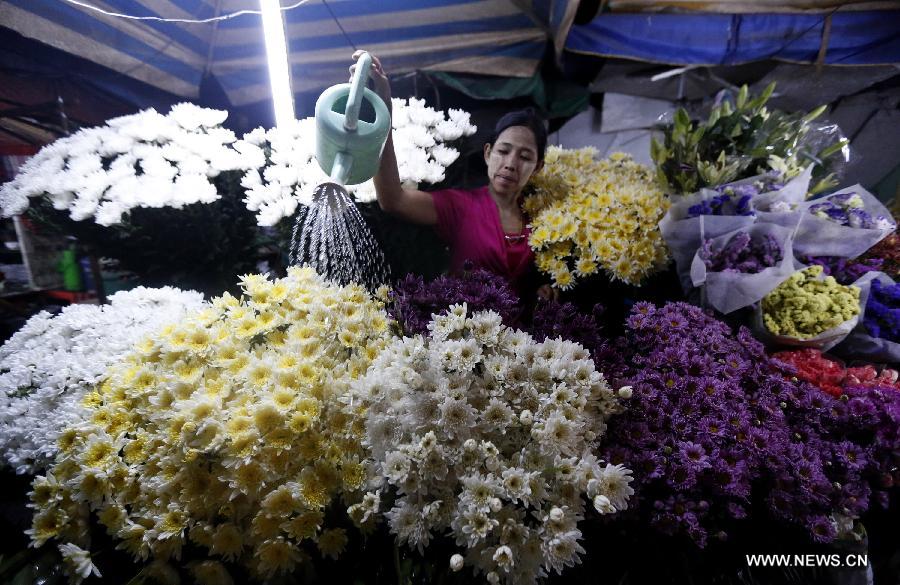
xmin=211 ymin=523 xmax=243 ymax=561
xmin=553 ymin=268 xmax=574 ymax=290
xmin=283 ymin=510 xmax=322 ymax=541
xmin=574 ymin=258 xmax=598 ymax=277
xmin=253 ymin=401 xmax=283 ymax=435
xmin=33 ymin=270 xmax=390 ymax=576
xmin=261 ymin=485 xmax=297 ymax=516
xmin=526 ymin=149 xmax=670 ymax=287
xmin=317 ymin=528 xmax=348 ymax=560
xmin=255 ymin=538 xmax=301 ymax=577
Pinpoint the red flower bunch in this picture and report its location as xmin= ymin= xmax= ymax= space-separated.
xmin=772 ymin=348 xmax=900 ymax=396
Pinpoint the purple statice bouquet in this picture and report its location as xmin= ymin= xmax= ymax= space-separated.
xmin=699 ymin=230 xmax=783 ymax=274
xmin=387 ymin=267 xmax=521 ymax=335
xmin=863 ymin=279 xmax=900 ymax=342
xmin=600 ymin=301 xmax=893 ymax=547
xmin=808 ymin=192 xmax=896 ymax=231
xmin=799 ymin=255 xmax=884 ymax=285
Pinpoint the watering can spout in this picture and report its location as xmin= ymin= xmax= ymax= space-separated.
xmin=314 ymin=52 xmax=391 ymax=187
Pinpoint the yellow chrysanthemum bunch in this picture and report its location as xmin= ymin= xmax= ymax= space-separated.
xmin=28 ymin=267 xmax=393 ymax=581
xmin=524 ymin=148 xmax=671 ymax=288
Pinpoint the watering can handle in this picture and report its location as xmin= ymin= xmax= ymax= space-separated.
xmin=344 ymin=52 xmax=372 ymax=132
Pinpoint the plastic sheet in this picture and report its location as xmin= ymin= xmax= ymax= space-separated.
xmin=659 ymin=192 xmax=755 ymax=291
xmin=752 ymin=165 xmax=812 ymax=229
xmin=793 ymin=185 xmax=896 ymax=258
xmin=796 ymin=122 xmax=851 ymax=194
xmin=690 ymin=223 xmax=797 ymax=315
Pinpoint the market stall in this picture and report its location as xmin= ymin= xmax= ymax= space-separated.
xmin=0 ymin=2 xmax=898 ymax=584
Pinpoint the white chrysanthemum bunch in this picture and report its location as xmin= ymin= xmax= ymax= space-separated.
xmin=0 ymin=103 xmax=259 ymax=226
xmin=351 ymin=304 xmax=632 ymax=585
xmin=0 ymin=287 xmax=204 ymax=474
xmin=525 ymin=149 xmax=671 ymax=288
xmin=28 ymin=268 xmax=393 ymax=581
xmin=236 ymin=98 xmax=476 ymax=226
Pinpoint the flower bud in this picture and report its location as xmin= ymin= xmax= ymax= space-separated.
xmin=617 ymin=386 xmax=633 ymax=399
xmin=519 ymin=409 xmax=533 ymax=425
xmin=549 ymin=507 xmax=564 ymax=522
xmin=449 ymin=554 xmax=464 ymax=572
xmin=593 ymin=494 xmax=614 ymax=514
xmin=489 ymin=497 xmax=502 ymax=513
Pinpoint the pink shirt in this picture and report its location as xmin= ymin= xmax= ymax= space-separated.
xmin=431 ymin=186 xmax=535 ymax=296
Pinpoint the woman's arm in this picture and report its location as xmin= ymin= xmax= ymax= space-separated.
xmin=352 ymin=51 xmax=437 ymax=225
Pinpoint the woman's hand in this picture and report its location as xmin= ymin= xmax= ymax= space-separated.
xmin=350 ymin=50 xmax=391 ymax=107
xmin=537 ymin=284 xmax=559 ymax=302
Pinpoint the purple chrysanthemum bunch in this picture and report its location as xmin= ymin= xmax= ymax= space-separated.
xmin=798 ymin=383 xmax=900 ymax=516
xmin=798 ymin=255 xmax=884 ymax=285
xmin=863 ymin=279 xmax=900 ymax=342
xmin=699 ymin=231 xmax=783 ymax=273
xmin=387 ymin=268 xmax=521 ymax=335
xmin=600 ymin=301 xmax=887 ymax=547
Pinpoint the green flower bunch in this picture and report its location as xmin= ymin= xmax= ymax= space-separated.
xmin=762 ymin=266 xmax=860 ymax=339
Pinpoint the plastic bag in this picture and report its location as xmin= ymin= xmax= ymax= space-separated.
xmin=690 ymin=223 xmax=798 ymax=314
xmin=659 ymin=191 xmax=755 ymax=291
xmin=793 ymin=185 xmax=896 ymax=258
xmin=752 ymin=269 xmax=860 ymax=352
xmin=752 ymin=165 xmax=813 ymax=229
xmin=795 ymin=122 xmax=851 ymax=195
xmin=833 ymin=272 xmax=900 ymax=364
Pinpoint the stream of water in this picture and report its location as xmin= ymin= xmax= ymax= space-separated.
xmin=288 ymin=183 xmax=391 ymax=291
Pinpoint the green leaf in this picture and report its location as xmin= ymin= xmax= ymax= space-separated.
xmin=803 ymin=104 xmax=827 ymax=123
xmin=748 ymin=82 xmax=776 ymax=111
xmin=675 ymin=108 xmax=691 ymax=131
xmin=810 ymin=174 xmax=838 ymax=195
xmin=650 ymin=137 xmax=662 ymax=163
xmin=736 ymin=85 xmax=749 ymax=110
xmin=818 ymin=138 xmax=849 ymax=160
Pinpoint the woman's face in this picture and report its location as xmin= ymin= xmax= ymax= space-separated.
xmin=484 ymin=126 xmax=543 ymax=198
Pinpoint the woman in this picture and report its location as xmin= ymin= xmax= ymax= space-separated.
xmin=351 ymin=51 xmax=558 ymax=302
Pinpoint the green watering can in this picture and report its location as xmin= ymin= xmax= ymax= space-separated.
xmin=314 ymin=52 xmax=390 ymax=199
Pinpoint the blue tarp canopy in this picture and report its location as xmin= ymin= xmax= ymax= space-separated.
xmin=0 ymin=0 xmax=580 ymax=107
xmin=566 ymin=10 xmax=900 ymax=65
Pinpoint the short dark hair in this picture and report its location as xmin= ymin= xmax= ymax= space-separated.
xmin=489 ymin=108 xmax=548 ymax=162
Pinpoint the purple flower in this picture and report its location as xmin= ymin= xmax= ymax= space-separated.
xmin=799 ymin=255 xmax=883 ymax=285
xmin=863 ymin=279 xmax=900 ymax=342
xmin=387 ymin=269 xmax=520 ymax=335
xmin=701 ymin=230 xmax=783 ymax=274
xmin=687 ymin=184 xmax=761 ymax=218
xmin=599 ymin=301 xmax=900 ymax=548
